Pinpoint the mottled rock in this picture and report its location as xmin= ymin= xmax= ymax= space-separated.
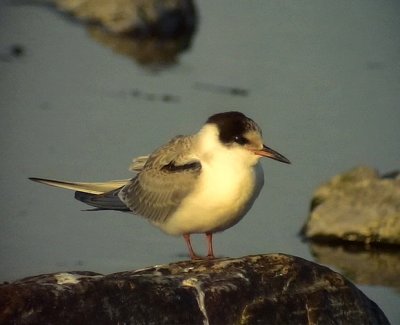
xmin=55 ymin=0 xmax=197 ymax=37
xmin=303 ymin=166 xmax=400 ymax=245
xmin=0 ymin=254 xmax=389 ymax=324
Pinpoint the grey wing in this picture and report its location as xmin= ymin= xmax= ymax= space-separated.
xmin=118 ymin=136 xmax=201 ymax=223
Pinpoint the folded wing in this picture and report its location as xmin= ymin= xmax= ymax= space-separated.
xmin=119 ymin=135 xmax=201 ymax=223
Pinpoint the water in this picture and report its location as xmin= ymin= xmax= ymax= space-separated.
xmin=1 ymin=1 xmax=399 ymax=322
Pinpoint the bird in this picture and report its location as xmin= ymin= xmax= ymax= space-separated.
xmin=30 ymin=111 xmax=290 ymax=260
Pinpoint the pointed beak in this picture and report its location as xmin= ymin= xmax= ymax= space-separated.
xmin=252 ymin=145 xmax=291 ymax=164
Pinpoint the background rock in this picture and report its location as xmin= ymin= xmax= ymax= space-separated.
xmin=0 ymin=254 xmax=389 ymax=324
xmin=303 ymin=166 xmax=400 ymax=246
xmin=55 ymin=0 xmax=197 ymax=37
xmin=50 ymin=0 xmax=197 ymax=68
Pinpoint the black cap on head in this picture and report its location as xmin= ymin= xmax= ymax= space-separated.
xmin=206 ymin=111 xmax=261 ymax=144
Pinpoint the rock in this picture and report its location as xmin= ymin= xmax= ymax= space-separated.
xmin=0 ymin=254 xmax=389 ymax=324
xmin=54 ymin=0 xmax=197 ymax=37
xmin=51 ymin=0 xmax=197 ymax=67
xmin=303 ymin=166 xmax=400 ymax=246
xmin=87 ymin=25 xmax=192 ymax=67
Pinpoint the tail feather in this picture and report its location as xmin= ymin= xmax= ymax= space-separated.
xmin=74 ymin=189 xmax=130 ymax=211
xmin=29 ymin=177 xmax=131 ymax=211
xmin=29 ymin=177 xmax=130 ymax=195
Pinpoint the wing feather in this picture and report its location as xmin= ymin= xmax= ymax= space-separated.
xmin=119 ymin=136 xmax=201 ymax=223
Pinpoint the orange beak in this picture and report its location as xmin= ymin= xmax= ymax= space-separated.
xmin=251 ymin=145 xmax=291 ymax=164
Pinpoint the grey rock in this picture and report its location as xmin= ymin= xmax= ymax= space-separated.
xmin=0 ymin=254 xmax=389 ymax=324
xmin=303 ymin=166 xmax=400 ymax=245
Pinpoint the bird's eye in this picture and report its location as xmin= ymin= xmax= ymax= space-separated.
xmin=233 ymin=135 xmax=248 ymax=145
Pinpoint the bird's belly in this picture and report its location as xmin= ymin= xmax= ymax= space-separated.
xmin=157 ymin=164 xmax=264 ymax=235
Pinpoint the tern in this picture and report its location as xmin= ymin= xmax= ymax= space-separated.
xmin=30 ymin=111 xmax=290 ymax=259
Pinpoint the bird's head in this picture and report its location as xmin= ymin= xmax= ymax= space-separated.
xmin=200 ymin=111 xmax=291 ymax=166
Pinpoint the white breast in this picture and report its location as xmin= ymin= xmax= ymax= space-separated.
xmin=158 ymin=148 xmax=265 ymax=236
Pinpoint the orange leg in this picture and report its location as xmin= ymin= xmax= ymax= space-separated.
xmin=183 ymin=234 xmax=200 ymax=260
xmin=206 ymin=232 xmax=215 ymax=259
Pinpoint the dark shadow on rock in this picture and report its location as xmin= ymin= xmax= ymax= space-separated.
xmin=88 ymin=25 xmax=194 ymax=70
xmin=0 ymin=254 xmax=389 ymax=324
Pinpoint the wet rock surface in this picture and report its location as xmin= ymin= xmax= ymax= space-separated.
xmin=0 ymin=254 xmax=389 ymax=324
xmin=303 ymin=166 xmax=400 ymax=246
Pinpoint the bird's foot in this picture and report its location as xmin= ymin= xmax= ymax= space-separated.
xmin=190 ymin=254 xmax=203 ymax=260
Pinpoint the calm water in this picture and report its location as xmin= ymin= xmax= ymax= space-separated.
xmin=1 ymin=1 xmax=399 ymax=322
